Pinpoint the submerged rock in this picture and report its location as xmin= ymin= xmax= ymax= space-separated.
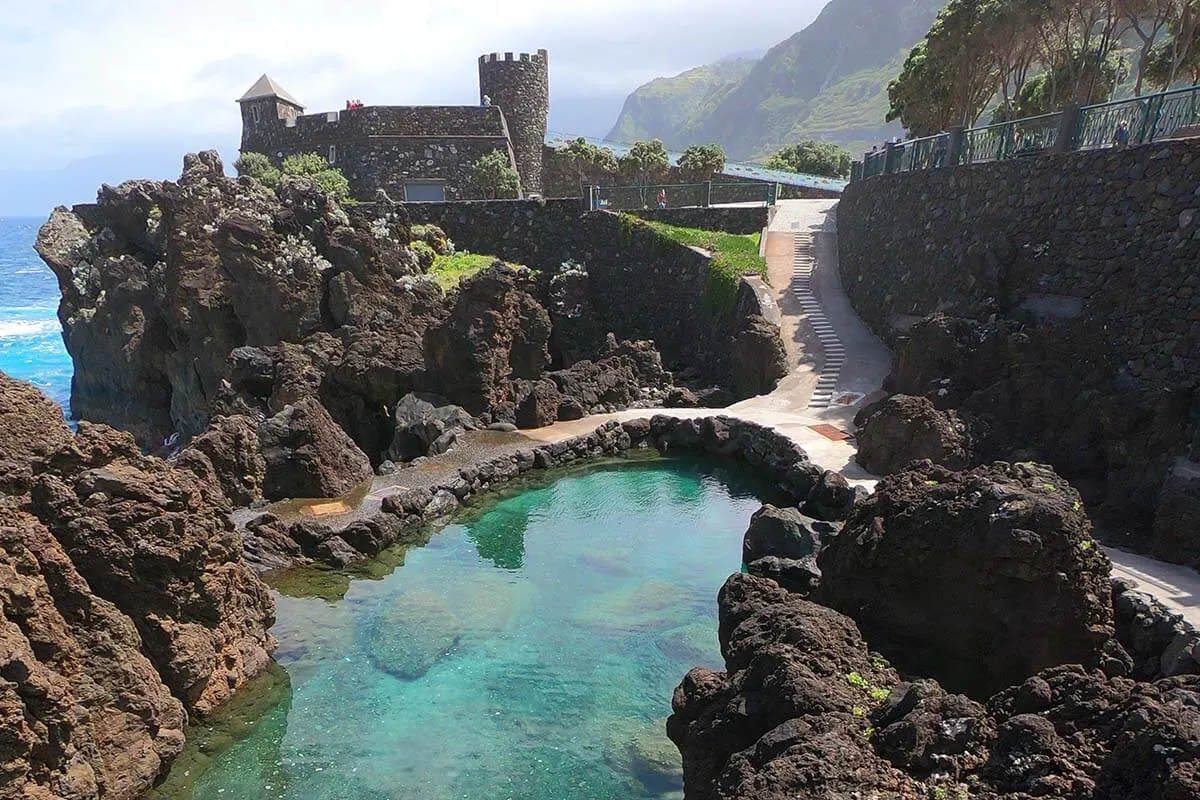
xmin=368 ymin=589 xmax=463 ymax=680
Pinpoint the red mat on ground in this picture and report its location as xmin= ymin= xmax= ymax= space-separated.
xmin=809 ymin=424 xmax=850 ymax=441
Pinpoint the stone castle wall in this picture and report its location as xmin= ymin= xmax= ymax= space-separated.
xmin=838 ymin=140 xmax=1200 ymax=546
xmin=240 ymin=105 xmax=514 ymax=202
xmin=479 ymin=51 xmax=550 ymax=195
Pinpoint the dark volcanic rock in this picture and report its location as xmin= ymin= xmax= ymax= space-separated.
xmin=730 ymin=314 xmax=789 ymax=398
xmin=35 ymin=152 xmax=444 ymax=456
xmin=385 ymin=392 xmax=478 ymax=462
xmin=669 ymin=569 xmax=1200 ymax=799
xmin=667 ymin=574 xmax=918 ymax=800
xmin=854 ymin=393 xmax=981 ymax=474
xmin=884 ymin=312 xmax=1194 ymax=541
xmin=183 ymin=414 xmax=267 ymax=506
xmin=29 ymin=422 xmax=276 ymax=715
xmin=546 ymin=337 xmax=673 ymax=415
xmin=0 ymin=496 xmax=189 ymax=799
xmin=258 ymin=398 xmax=373 ymax=500
xmin=742 ymin=504 xmax=834 ymax=563
xmin=745 ymin=555 xmax=821 ymax=595
xmin=818 ymin=460 xmax=1114 ymax=696
xmin=0 ymin=372 xmax=73 ymax=462
xmin=515 ymin=378 xmax=561 ymax=429
xmin=800 ymin=469 xmax=855 ymax=521
xmin=0 ymin=372 xmax=73 ymax=493
xmin=424 ymin=262 xmax=552 ymax=418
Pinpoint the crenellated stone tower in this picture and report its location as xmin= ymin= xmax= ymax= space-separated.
xmin=478 ymin=49 xmax=549 ymax=197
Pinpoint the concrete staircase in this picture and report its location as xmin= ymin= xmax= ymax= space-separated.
xmin=792 ymin=232 xmax=845 ymax=409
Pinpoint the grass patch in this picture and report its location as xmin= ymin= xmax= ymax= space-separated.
xmin=428 ymin=252 xmax=499 ymax=290
xmin=637 ymin=218 xmax=767 ymax=317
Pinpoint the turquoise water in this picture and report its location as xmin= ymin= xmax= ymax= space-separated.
xmin=0 ymin=217 xmax=72 ymax=409
xmin=158 ymin=459 xmax=778 ymax=800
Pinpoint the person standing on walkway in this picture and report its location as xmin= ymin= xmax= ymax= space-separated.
xmin=1113 ymin=120 xmax=1130 ymax=149
xmin=656 ymin=188 xmax=668 ymax=209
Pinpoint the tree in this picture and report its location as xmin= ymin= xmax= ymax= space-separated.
xmin=617 ymin=139 xmax=670 ymax=206
xmin=1019 ymin=0 xmax=1124 ymax=105
xmin=236 ymin=151 xmax=350 ymax=201
xmin=279 ymin=153 xmax=350 ymax=201
xmin=1120 ymin=0 xmax=1174 ymax=94
xmin=677 ymin=143 xmax=727 ymax=182
xmin=993 ymin=47 xmax=1126 ymax=121
xmin=234 ymin=152 xmax=281 ymax=188
xmin=471 ymin=150 xmax=520 ymax=199
xmin=765 ymin=141 xmax=852 ymax=178
xmin=1142 ymin=26 xmax=1200 ymax=86
xmin=1158 ymin=0 xmax=1200 ymax=87
xmin=887 ymin=0 xmax=1000 ymax=134
xmin=979 ymin=0 xmax=1041 ymax=114
xmin=559 ymin=138 xmax=618 ymax=196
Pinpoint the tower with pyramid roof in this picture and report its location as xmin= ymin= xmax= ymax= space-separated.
xmin=237 ymin=74 xmax=305 ymax=156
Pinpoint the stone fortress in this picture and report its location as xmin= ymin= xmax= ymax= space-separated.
xmin=238 ymin=49 xmax=550 ymax=201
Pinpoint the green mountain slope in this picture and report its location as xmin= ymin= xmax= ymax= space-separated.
xmin=606 ymin=0 xmax=945 ymax=160
xmin=607 ymin=58 xmax=758 ymax=144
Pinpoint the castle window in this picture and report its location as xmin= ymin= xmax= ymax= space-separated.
xmin=403 ymin=182 xmax=445 ymax=202
xmin=251 ymin=105 xmax=261 ymax=124
xmin=328 ymin=145 xmax=337 ymax=165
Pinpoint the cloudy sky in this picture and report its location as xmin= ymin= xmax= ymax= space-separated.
xmin=0 ymin=0 xmax=831 ymax=215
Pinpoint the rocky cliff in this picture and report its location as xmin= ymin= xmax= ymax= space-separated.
xmin=670 ymin=460 xmax=1200 ymax=799
xmin=0 ymin=371 xmax=275 ymax=799
xmin=37 ymin=154 xmax=786 ymax=503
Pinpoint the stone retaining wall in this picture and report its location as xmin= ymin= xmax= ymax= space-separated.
xmin=626 ymin=206 xmax=768 ymax=235
xmin=244 ymin=415 xmax=843 ymax=570
xmin=838 ymin=140 xmax=1200 ymax=547
xmin=840 ymin=141 xmax=1200 ymax=398
xmin=406 ymin=201 xmax=784 ymax=391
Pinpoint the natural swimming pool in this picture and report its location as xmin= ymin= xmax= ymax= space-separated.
xmin=154 ymin=457 xmax=781 ymax=800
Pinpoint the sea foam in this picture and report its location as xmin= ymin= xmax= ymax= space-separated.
xmin=0 ymin=319 xmax=61 ymax=338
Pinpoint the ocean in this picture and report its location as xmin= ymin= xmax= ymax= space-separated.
xmin=0 ymin=217 xmax=73 ymax=410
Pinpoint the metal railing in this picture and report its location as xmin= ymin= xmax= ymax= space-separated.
xmin=852 ymin=82 xmax=1200 ymax=180
xmin=863 ymin=150 xmax=887 ymax=177
xmin=545 ymin=131 xmax=849 ymax=192
xmin=962 ymin=112 xmax=1062 ymax=163
xmin=1074 ymin=84 xmax=1200 ymax=150
xmin=897 ymin=132 xmax=953 ymax=171
xmin=588 ymin=181 xmax=777 ymax=211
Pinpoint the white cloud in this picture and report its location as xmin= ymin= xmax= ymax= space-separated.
xmin=0 ymin=0 xmax=829 ymax=207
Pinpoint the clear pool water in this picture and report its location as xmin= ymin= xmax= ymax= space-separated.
xmin=156 ymin=457 xmax=779 ymax=800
